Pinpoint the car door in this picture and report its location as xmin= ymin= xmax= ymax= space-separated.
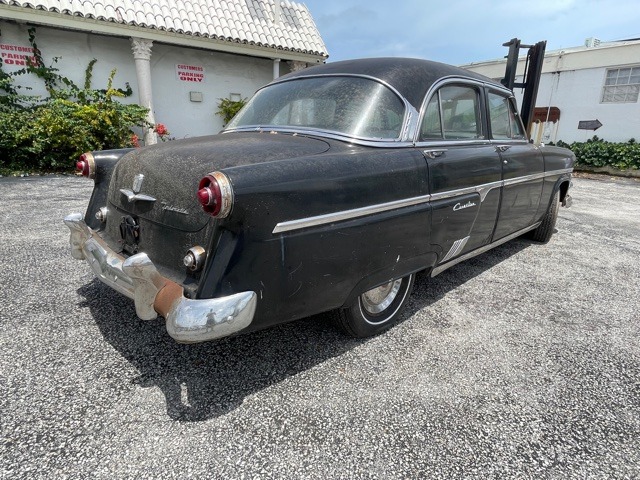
xmin=487 ymin=89 xmax=545 ymax=240
xmin=416 ymin=82 xmax=503 ymax=264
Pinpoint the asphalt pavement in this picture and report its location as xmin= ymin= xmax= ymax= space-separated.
xmin=1 ymin=174 xmax=639 ymax=479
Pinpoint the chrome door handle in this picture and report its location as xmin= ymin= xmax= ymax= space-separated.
xmin=423 ymin=149 xmax=447 ymax=159
xmin=495 ymin=145 xmax=511 ymax=153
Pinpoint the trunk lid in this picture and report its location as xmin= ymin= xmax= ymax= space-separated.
xmin=108 ymin=132 xmax=330 ymax=232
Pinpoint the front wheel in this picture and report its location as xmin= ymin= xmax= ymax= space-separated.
xmin=334 ymin=273 xmax=415 ymax=338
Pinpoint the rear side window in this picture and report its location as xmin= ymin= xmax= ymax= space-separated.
xmin=419 ymin=85 xmax=483 ymax=141
xmin=487 ymin=92 xmax=526 ymax=140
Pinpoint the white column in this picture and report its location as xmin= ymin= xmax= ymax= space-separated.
xmin=131 ymin=37 xmax=157 ymax=145
xmin=273 ymin=58 xmax=281 ymax=79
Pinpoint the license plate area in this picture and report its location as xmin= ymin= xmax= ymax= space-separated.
xmin=119 ymin=215 xmax=140 ymax=255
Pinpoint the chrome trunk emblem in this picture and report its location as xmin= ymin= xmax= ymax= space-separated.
xmin=132 ymin=174 xmax=144 ymax=193
xmin=120 ymin=174 xmax=156 ymax=203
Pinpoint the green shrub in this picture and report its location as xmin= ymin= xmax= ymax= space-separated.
xmin=216 ymin=97 xmax=247 ymax=126
xmin=556 ymin=136 xmax=639 ymax=170
xmin=0 ymin=109 xmax=40 ymax=170
xmin=0 ymin=27 xmax=149 ymax=174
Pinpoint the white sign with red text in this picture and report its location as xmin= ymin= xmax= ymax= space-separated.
xmin=1 ymin=43 xmax=37 ymax=67
xmin=176 ymin=64 xmax=205 ymax=83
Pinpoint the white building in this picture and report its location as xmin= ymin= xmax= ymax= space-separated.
xmin=0 ymin=0 xmax=328 ymax=143
xmin=463 ymin=39 xmax=640 ymax=144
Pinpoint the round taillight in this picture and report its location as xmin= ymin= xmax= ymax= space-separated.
xmin=76 ymin=152 xmax=95 ymax=178
xmin=197 ymin=172 xmax=233 ymax=218
xmin=197 ymin=183 xmax=221 ymax=213
xmin=76 ymin=159 xmax=88 ymax=176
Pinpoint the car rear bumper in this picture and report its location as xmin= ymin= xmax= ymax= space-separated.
xmin=63 ymin=213 xmax=257 ymax=343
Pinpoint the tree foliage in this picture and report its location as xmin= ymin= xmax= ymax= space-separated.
xmin=0 ymin=27 xmax=149 ymax=174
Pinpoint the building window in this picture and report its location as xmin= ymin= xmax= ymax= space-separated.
xmin=601 ymin=66 xmax=640 ymax=103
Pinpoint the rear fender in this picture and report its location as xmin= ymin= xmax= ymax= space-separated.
xmin=84 ymin=148 xmax=134 ymax=230
xmin=342 ymin=252 xmax=437 ymax=307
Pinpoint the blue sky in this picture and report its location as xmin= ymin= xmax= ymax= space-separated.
xmin=302 ymin=0 xmax=640 ymax=65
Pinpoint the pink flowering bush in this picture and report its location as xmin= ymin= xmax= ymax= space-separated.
xmin=154 ymin=123 xmax=173 ymax=141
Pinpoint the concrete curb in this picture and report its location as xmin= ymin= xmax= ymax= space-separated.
xmin=575 ymin=165 xmax=640 ymax=178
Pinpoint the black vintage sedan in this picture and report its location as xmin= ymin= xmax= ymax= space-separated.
xmin=65 ymin=58 xmax=574 ymax=343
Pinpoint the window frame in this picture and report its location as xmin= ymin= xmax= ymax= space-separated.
xmin=416 ymin=81 xmax=487 ymax=143
xmin=601 ymin=65 xmax=640 ymax=104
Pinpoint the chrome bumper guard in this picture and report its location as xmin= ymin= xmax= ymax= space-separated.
xmin=63 ymin=213 xmax=257 ymax=343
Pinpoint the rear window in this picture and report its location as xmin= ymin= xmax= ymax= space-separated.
xmin=226 ymin=76 xmax=406 ymax=140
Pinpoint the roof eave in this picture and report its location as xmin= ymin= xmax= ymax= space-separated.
xmin=0 ymin=5 xmax=327 ymax=63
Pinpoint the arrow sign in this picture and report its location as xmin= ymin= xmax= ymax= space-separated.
xmin=578 ymin=119 xmax=603 ymax=130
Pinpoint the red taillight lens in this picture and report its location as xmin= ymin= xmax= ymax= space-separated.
xmin=196 ymin=187 xmax=213 ymax=206
xmin=197 ymin=176 xmax=222 ymax=215
xmin=197 ymin=172 xmax=233 ymax=218
xmin=76 ymin=153 xmax=95 ymax=178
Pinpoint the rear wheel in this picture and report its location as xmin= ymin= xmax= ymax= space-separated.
xmin=530 ymin=190 xmax=560 ymax=243
xmin=334 ymin=273 xmax=415 ymax=338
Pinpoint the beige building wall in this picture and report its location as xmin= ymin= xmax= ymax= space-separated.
xmin=463 ymin=41 xmax=640 ymax=143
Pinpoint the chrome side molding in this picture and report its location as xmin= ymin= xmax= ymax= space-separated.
xmin=273 ymin=169 xmax=572 ymax=234
xmin=430 ymin=222 xmax=541 ymax=277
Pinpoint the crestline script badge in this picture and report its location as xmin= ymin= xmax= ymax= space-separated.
xmin=453 ymin=201 xmax=477 ymax=211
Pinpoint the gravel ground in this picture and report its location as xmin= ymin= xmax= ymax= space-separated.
xmin=1 ymin=174 xmax=639 ymax=479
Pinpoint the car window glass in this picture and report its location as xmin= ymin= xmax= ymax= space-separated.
xmin=419 ymin=86 xmax=483 ymax=141
xmin=227 ymin=76 xmax=406 ymax=140
xmin=439 ymin=85 xmax=482 ymax=140
xmin=272 ymin=98 xmax=337 ymax=126
xmin=488 ymin=92 xmax=525 ymax=140
xmin=419 ymin=94 xmax=442 ymax=140
xmin=508 ymin=98 xmax=525 ymax=138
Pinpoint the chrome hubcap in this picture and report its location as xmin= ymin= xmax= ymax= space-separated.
xmin=361 ymin=278 xmax=403 ymax=315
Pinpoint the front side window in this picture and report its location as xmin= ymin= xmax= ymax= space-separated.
xmin=602 ymin=66 xmax=640 ymax=103
xmin=226 ymin=76 xmax=406 ymax=140
xmin=487 ymin=92 xmax=525 ymax=140
xmin=418 ymin=85 xmax=482 ymax=141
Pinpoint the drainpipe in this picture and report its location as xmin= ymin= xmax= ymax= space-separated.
xmin=544 ymin=52 xmax=563 ymax=143
xmin=131 ymin=37 xmax=157 ymax=145
xmin=273 ymin=58 xmax=281 ymax=79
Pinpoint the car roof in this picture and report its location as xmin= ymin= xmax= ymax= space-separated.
xmin=275 ymin=57 xmax=504 ymax=110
